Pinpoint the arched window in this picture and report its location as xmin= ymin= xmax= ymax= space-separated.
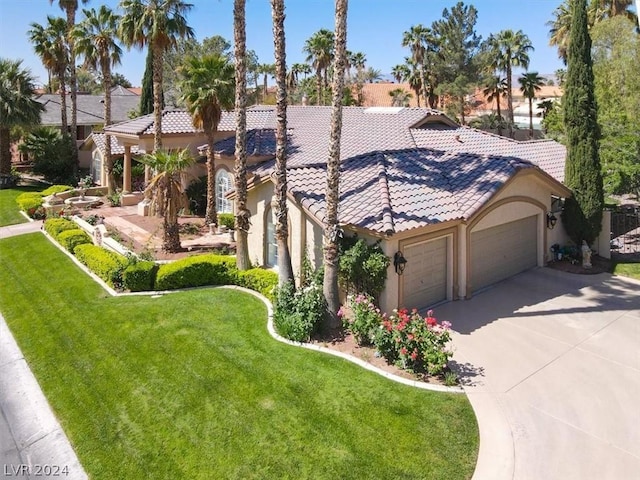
xmin=215 ymin=169 xmax=233 ymax=213
xmin=265 ymin=206 xmax=277 ymax=267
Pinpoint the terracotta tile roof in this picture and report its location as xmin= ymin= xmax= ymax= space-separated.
xmin=83 ymin=132 xmax=144 ymax=156
xmin=105 ymin=107 xmax=274 ymax=136
xmin=410 ymin=125 xmax=566 ymax=183
xmin=358 ymin=82 xmax=421 ymax=107
xmin=246 ymin=107 xmax=567 ymax=235
xmin=285 ymin=148 xmax=535 ymax=235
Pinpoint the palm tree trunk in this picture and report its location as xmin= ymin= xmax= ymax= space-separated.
xmin=323 ymin=0 xmax=348 ymax=329
xmin=152 ymin=42 xmax=164 ymax=152
xmin=163 ymin=175 xmax=181 ymax=252
xmin=528 ymin=97 xmax=534 ymax=138
xmin=316 ymin=68 xmax=322 ymax=106
xmin=0 ymin=127 xmax=11 ymax=177
xmin=205 ymin=131 xmax=217 ymax=226
xmin=66 ymin=7 xmax=79 ymax=177
xmin=234 ymin=0 xmax=251 ymax=270
xmin=506 ymin=61 xmax=514 ymax=138
xmin=104 ymin=61 xmax=115 ymax=194
xmin=272 ymin=0 xmax=295 ymax=286
xmin=496 ymin=95 xmax=503 ymax=136
xmin=58 ymin=67 xmax=68 ymax=133
xmin=420 ymin=66 xmax=429 ymax=108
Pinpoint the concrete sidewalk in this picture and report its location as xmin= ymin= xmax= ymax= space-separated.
xmin=0 ymin=220 xmax=42 ymax=239
xmin=0 ymin=222 xmax=87 ymax=478
xmin=0 ymin=316 xmax=87 ymax=479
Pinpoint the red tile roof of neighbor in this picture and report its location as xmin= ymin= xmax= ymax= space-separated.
xmin=358 ymin=82 xmax=421 ymax=107
xmin=103 ymin=106 xmax=567 ymax=236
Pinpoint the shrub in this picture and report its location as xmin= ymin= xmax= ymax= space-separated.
xmin=41 ymin=185 xmax=73 ymax=196
xmin=16 ymin=192 xmax=44 ymax=213
xmin=57 ymin=229 xmax=92 ymax=253
xmin=218 ymin=213 xmax=235 ymax=230
xmin=237 ymin=268 xmax=278 ymax=300
xmin=339 ymin=237 xmax=390 ymax=300
xmin=44 ymin=218 xmax=78 ymax=238
xmin=340 ymin=294 xmax=382 ymax=346
xmin=123 ymin=261 xmax=158 ymax=292
xmin=273 ymin=280 xmax=325 ymax=342
xmin=74 ymin=244 xmax=128 ymax=288
xmin=155 ymin=254 xmax=237 ymax=290
xmin=373 ymin=308 xmax=453 ymax=376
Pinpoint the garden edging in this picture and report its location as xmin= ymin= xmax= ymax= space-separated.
xmin=40 ymin=229 xmax=464 ymax=394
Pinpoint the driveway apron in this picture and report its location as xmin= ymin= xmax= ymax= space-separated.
xmin=436 ymin=268 xmax=640 ymax=480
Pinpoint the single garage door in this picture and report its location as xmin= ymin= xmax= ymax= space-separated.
xmin=471 ymin=215 xmax=537 ymax=291
xmin=402 ymin=237 xmax=447 ymax=310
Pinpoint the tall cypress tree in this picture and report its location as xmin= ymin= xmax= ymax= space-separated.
xmin=139 ymin=48 xmax=163 ymax=115
xmin=561 ymin=0 xmax=604 ymax=247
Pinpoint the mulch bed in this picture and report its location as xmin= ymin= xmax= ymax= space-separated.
xmin=545 ymin=254 xmax=612 ymax=275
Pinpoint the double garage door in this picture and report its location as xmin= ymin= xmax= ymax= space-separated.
xmin=471 ymin=215 xmax=538 ymax=291
xmin=400 ymin=215 xmax=538 ymax=311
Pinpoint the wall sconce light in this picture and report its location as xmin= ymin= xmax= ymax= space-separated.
xmin=546 ymin=212 xmax=558 ymax=230
xmin=394 ymin=251 xmax=408 ymax=275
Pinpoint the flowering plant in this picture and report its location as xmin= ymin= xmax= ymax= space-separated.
xmin=340 ymin=294 xmax=383 ymax=346
xmin=374 ymin=308 xmax=453 ymax=376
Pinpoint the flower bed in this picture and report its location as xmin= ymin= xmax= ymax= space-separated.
xmin=340 ymin=294 xmax=454 ymax=381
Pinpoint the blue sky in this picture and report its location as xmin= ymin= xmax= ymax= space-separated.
xmin=0 ymin=0 xmax=574 ymax=88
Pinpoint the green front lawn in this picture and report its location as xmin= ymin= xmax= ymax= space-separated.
xmin=0 ymin=234 xmax=478 ymax=480
xmin=613 ymin=261 xmax=640 ymax=280
xmin=0 ymin=184 xmax=42 ymax=226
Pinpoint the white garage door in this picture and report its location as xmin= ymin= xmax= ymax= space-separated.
xmin=402 ymin=237 xmax=447 ymax=311
xmin=471 ymin=215 xmax=538 ymax=291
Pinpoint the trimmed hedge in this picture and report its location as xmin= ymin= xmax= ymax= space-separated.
xmin=74 ymin=244 xmax=128 ymax=287
xmin=218 ymin=213 xmax=235 ymax=230
xmin=123 ymin=261 xmax=158 ymax=292
xmin=237 ymin=268 xmax=278 ymax=300
xmin=57 ymin=228 xmax=92 ymax=253
xmin=41 ymin=184 xmax=73 ymax=196
xmin=44 ymin=218 xmax=78 ymax=238
xmin=16 ymin=192 xmax=44 ymax=212
xmin=155 ymin=254 xmax=237 ymax=291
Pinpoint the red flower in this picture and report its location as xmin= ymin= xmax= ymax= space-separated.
xmin=410 ymin=350 xmax=418 ymax=361
xmin=400 ymin=347 xmax=408 ymax=356
xmin=426 ymin=317 xmax=437 ymax=327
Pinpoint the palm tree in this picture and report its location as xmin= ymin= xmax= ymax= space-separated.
xmin=487 ymin=29 xmax=533 ymax=137
xmin=303 ymin=29 xmax=334 ymax=105
xmin=119 ymin=0 xmax=194 ymax=153
xmin=389 ymin=88 xmax=412 ymax=107
xmin=591 ymin=0 xmax=638 ymax=24
xmin=28 ymin=17 xmax=69 ymax=131
xmin=402 ymin=24 xmax=433 ymax=107
xmin=350 ymin=51 xmax=366 ymax=105
xmin=178 ymin=54 xmax=235 ymax=226
xmin=548 ymin=1 xmax=572 ymax=63
xmin=519 ymin=71 xmax=545 ymax=138
xmin=324 ymin=0 xmax=348 ymax=329
xmin=271 ymin=0 xmax=295 ymax=285
xmin=362 ymin=67 xmax=383 ymax=83
xmin=482 ymin=75 xmax=507 ymax=135
xmin=0 ymin=59 xmax=44 ymax=187
xmin=391 ymin=60 xmax=423 ymax=107
xmin=51 ymin=0 xmax=89 ymax=175
xmin=555 ymin=68 xmax=567 ymax=87
xmin=140 ymin=148 xmax=194 ymax=252
xmin=73 ymin=5 xmax=122 ymax=194
xmin=257 ymin=63 xmax=276 ymax=103
xmin=233 ymin=0 xmax=250 ymax=270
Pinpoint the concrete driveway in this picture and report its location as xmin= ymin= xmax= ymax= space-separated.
xmin=435 ymin=267 xmax=640 ymax=480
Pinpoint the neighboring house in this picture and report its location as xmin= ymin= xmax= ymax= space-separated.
xmin=36 ymin=89 xmax=140 ymax=168
xmin=357 ymin=82 xmax=421 ymax=107
xmin=470 ymin=85 xmax=563 ymax=132
xmin=98 ymin=105 xmax=609 ymax=313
